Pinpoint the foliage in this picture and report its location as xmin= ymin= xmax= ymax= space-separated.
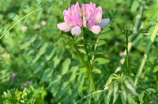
xmin=0 ymin=0 xmax=158 ymax=103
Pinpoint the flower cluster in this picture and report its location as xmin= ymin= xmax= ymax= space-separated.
xmin=57 ymin=2 xmax=110 ymax=36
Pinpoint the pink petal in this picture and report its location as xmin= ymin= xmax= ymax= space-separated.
xmin=93 ymin=8 xmax=102 ymax=23
xmin=88 ymin=17 xmax=95 ymax=29
xmin=90 ymin=25 xmax=101 ymax=34
xmin=90 ymin=2 xmax=96 ymax=10
xmin=71 ymin=26 xmax=81 ymax=36
xmin=85 ymin=7 xmax=91 ymax=20
xmin=64 ymin=14 xmax=74 ymax=26
xmin=73 ymin=11 xmax=82 ymax=27
xmin=87 ymin=4 xmax=94 ymax=16
xmin=75 ymin=2 xmax=82 ymax=16
xmin=98 ymin=6 xmax=103 ymax=13
xmin=96 ymin=18 xmax=110 ymax=29
xmin=63 ymin=10 xmax=67 ymax=15
xmin=83 ymin=16 xmax=86 ymax=27
xmin=76 ymin=11 xmax=82 ymax=27
xmin=82 ymin=4 xmax=86 ymax=16
xmin=57 ymin=23 xmax=72 ymax=32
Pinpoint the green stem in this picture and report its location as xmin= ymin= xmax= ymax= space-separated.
xmin=74 ymin=44 xmax=96 ymax=92
xmin=144 ymin=7 xmax=158 ymax=24
xmin=74 ymin=45 xmax=89 ymax=73
xmin=126 ymin=35 xmax=129 ymax=75
xmin=0 ymin=89 xmax=2 ymax=104
xmin=115 ymin=6 xmax=143 ymax=73
xmin=83 ymin=28 xmax=96 ymax=91
xmin=134 ymin=1 xmax=158 ymax=87
xmin=91 ymin=35 xmax=100 ymax=67
xmin=0 ymin=8 xmax=42 ymax=39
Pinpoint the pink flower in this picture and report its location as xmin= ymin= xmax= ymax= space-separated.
xmin=11 ymin=73 xmax=17 ymax=81
xmin=41 ymin=21 xmax=46 ymax=25
xmin=21 ymin=26 xmax=27 ymax=31
xmin=57 ymin=2 xmax=110 ymax=36
xmin=35 ymin=24 xmax=41 ymax=29
xmin=119 ymin=52 xmax=124 ymax=57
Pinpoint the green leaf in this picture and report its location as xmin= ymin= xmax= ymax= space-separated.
xmin=153 ymin=65 xmax=158 ymax=73
xmin=46 ymin=0 xmax=52 ymax=4
xmin=21 ymin=3 xmax=30 ymax=13
xmin=104 ymin=92 xmax=110 ymax=104
xmin=39 ymin=42 xmax=48 ymax=55
xmin=95 ymin=58 xmax=110 ymax=65
xmin=29 ymin=54 xmax=41 ymax=66
xmin=23 ymin=49 xmax=34 ymax=56
xmin=85 ymin=29 xmax=98 ymax=38
xmin=55 ymin=82 xmax=70 ymax=99
xmin=51 ymin=51 xmax=63 ymax=68
xmin=139 ymin=2 xmax=148 ymax=9
xmin=76 ymin=67 xmax=87 ymax=75
xmin=16 ymin=22 xmax=21 ymax=30
xmin=34 ymin=61 xmax=46 ymax=74
xmin=32 ymin=38 xmax=42 ymax=49
xmin=59 ymin=58 xmax=71 ymax=75
xmin=27 ymin=34 xmax=37 ymax=43
xmin=120 ymin=93 xmax=126 ymax=104
xmin=48 ymin=75 xmax=62 ymax=92
xmin=37 ymin=9 xmax=43 ymax=20
xmin=133 ymin=33 xmax=143 ymax=48
xmin=4 ymin=31 xmax=10 ymax=38
xmin=41 ymin=68 xmax=54 ymax=82
xmin=77 ymin=74 xmax=85 ymax=97
xmin=86 ymin=94 xmax=92 ymax=104
xmin=67 ymin=66 xmax=78 ymax=82
xmin=94 ymin=92 xmax=102 ymax=104
xmin=92 ymin=68 xmax=101 ymax=74
xmin=20 ymin=42 xmax=30 ymax=49
xmin=23 ymin=16 xmax=29 ymax=23
xmin=131 ymin=0 xmax=139 ymax=12
xmin=9 ymin=13 xmax=19 ymax=21
xmin=101 ymin=27 xmax=111 ymax=34
xmin=48 ymin=5 xmax=53 ymax=13
xmin=45 ymin=46 xmax=56 ymax=61
xmin=36 ymin=0 xmax=42 ymax=7
xmin=0 ymin=28 xmax=5 ymax=34
xmin=97 ymin=40 xmax=106 ymax=46
xmin=139 ymin=91 xmax=145 ymax=102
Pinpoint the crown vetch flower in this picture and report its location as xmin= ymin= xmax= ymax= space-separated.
xmin=57 ymin=2 xmax=110 ymax=36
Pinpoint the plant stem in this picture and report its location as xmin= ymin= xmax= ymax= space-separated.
xmin=115 ymin=6 xmax=143 ymax=73
xmin=0 ymin=8 xmax=42 ymax=39
xmin=74 ymin=44 xmax=96 ymax=91
xmin=83 ymin=28 xmax=96 ymax=91
xmin=126 ymin=35 xmax=129 ymax=75
xmin=134 ymin=1 xmax=158 ymax=87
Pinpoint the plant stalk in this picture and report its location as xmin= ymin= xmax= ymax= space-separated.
xmin=115 ymin=6 xmax=143 ymax=73
xmin=74 ymin=44 xmax=96 ymax=92
xmin=126 ymin=35 xmax=129 ymax=75
xmin=134 ymin=1 xmax=158 ymax=87
xmin=83 ymin=28 xmax=96 ymax=91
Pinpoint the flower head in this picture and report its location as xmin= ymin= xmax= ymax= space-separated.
xmin=21 ymin=26 xmax=27 ymax=31
xmin=35 ymin=24 xmax=41 ymax=29
xmin=41 ymin=21 xmax=46 ymax=25
xmin=57 ymin=2 xmax=110 ymax=36
xmin=119 ymin=52 xmax=124 ymax=57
